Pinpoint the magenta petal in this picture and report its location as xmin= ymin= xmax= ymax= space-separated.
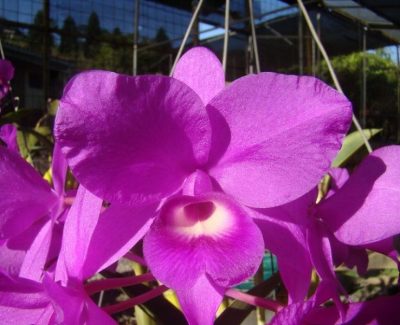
xmin=0 ymin=272 xmax=52 ymax=324
xmin=182 ymin=169 xmax=213 ymax=195
xmin=0 ymin=59 xmax=14 ymax=82
xmin=82 ymin=203 xmax=157 ymax=279
xmin=0 ymin=146 xmax=58 ymax=239
xmin=55 ymin=71 xmax=211 ymax=205
xmin=173 ymin=47 xmax=225 ymax=105
xmin=55 ymin=186 xmax=103 ymax=283
xmin=207 ymin=73 xmax=352 ymax=208
xmin=307 ymin=221 xmax=344 ymax=313
xmin=253 ymin=214 xmax=312 ymax=302
xmin=85 ymin=297 xmax=117 ymax=325
xmin=320 ymin=145 xmax=400 ymax=245
xmin=51 ymin=143 xmax=68 ymax=196
xmin=143 ymin=193 xmax=264 ymax=290
xmin=19 ymin=219 xmax=53 ymax=281
xmin=343 ymin=294 xmax=400 ymax=324
xmin=0 ymin=124 xmax=18 ymax=154
xmin=176 ymin=274 xmax=224 ymax=325
xmin=326 ymin=167 xmax=349 ymax=198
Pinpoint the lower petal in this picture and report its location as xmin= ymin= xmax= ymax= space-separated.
xmin=176 ymin=274 xmax=224 ymax=325
xmin=143 ymin=193 xmax=264 ymax=290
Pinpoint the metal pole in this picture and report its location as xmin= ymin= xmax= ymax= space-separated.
xmin=0 ymin=39 xmax=5 ymax=59
xmin=362 ymin=27 xmax=367 ymax=128
xmin=248 ymin=0 xmax=260 ymax=73
xmin=298 ymin=10 xmax=304 ymax=74
xmin=396 ymin=45 xmax=400 ymax=143
xmin=133 ymin=0 xmax=140 ymax=75
xmin=170 ymin=0 xmax=204 ymax=76
xmin=192 ymin=1 xmax=200 ymax=46
xmin=43 ymin=0 xmax=50 ymax=111
xmin=222 ymin=0 xmax=230 ymax=73
xmin=296 ymin=0 xmax=372 ymax=153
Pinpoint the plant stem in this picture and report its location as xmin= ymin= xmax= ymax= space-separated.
xmin=225 ymin=288 xmax=283 ymax=313
xmin=85 ymin=273 xmax=155 ymax=295
xmin=103 ymin=285 xmax=169 ymax=314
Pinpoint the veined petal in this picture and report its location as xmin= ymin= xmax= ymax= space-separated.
xmin=82 ymin=203 xmax=157 ymax=279
xmin=55 ymin=71 xmax=211 ymax=205
xmin=0 ymin=146 xmax=57 ymax=240
xmin=320 ymin=146 xmax=400 ymax=245
xmin=176 ymin=274 xmax=224 ymax=325
xmin=173 ymin=46 xmax=225 ymax=105
xmin=207 ymin=73 xmax=352 ymax=208
xmin=143 ymin=193 xmax=264 ymax=290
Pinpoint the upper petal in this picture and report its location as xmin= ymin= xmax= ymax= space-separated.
xmin=0 ymin=146 xmax=57 ymax=240
xmin=320 ymin=145 xmax=400 ymax=245
xmin=55 ymin=71 xmax=211 ymax=205
xmin=173 ymin=47 xmax=225 ymax=105
xmin=207 ymin=73 xmax=352 ymax=208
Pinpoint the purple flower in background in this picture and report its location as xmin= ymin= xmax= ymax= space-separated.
xmin=55 ymin=47 xmax=351 ymax=324
xmin=0 ymin=143 xmax=68 ymax=281
xmin=0 ymin=123 xmax=18 ymax=153
xmin=0 ymin=59 xmax=14 ymax=100
xmin=254 ymin=145 xmax=400 ymax=307
xmin=269 ymin=293 xmax=400 ymax=325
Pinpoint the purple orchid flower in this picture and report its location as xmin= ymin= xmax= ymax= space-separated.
xmin=269 ymin=293 xmax=400 ymax=325
xmin=0 ymin=59 xmax=14 ymax=100
xmin=0 ymin=124 xmax=18 ymax=153
xmin=254 ymin=145 xmax=400 ymax=307
xmin=0 ymin=143 xmax=68 ymax=281
xmin=54 ymin=46 xmax=351 ymax=324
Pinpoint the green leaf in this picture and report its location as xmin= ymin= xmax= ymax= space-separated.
xmin=332 ymin=128 xmax=382 ymax=167
xmin=48 ymin=100 xmax=59 ymax=116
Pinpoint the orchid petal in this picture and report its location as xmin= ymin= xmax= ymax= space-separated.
xmin=0 ymin=60 xmax=14 ymax=83
xmin=253 ymin=214 xmax=312 ymax=302
xmin=0 ymin=124 xmax=18 ymax=154
xmin=55 ymin=186 xmax=102 ymax=284
xmin=143 ymin=193 xmax=264 ymax=290
xmin=51 ymin=142 xmax=68 ymax=196
xmin=55 ymin=71 xmax=211 ymax=205
xmin=320 ymin=146 xmax=400 ymax=245
xmin=82 ymin=203 xmax=157 ymax=279
xmin=0 ymin=147 xmax=57 ymax=239
xmin=176 ymin=274 xmax=224 ymax=325
xmin=182 ymin=169 xmax=213 ymax=195
xmin=207 ymin=73 xmax=351 ymax=208
xmin=0 ymin=272 xmax=52 ymax=324
xmin=173 ymin=46 xmax=225 ymax=105
xmin=307 ymin=221 xmax=344 ymax=314
xmin=19 ymin=218 xmax=53 ymax=281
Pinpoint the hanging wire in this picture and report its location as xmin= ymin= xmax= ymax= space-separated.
xmin=0 ymin=39 xmax=5 ymax=59
xmin=297 ymin=0 xmax=372 ymax=153
xmin=169 ymin=0 xmax=205 ymax=76
xmin=248 ymin=0 xmax=260 ymax=73
xmin=222 ymin=0 xmax=230 ymax=73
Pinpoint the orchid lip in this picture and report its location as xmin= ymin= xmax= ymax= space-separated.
xmin=164 ymin=198 xmax=233 ymax=237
